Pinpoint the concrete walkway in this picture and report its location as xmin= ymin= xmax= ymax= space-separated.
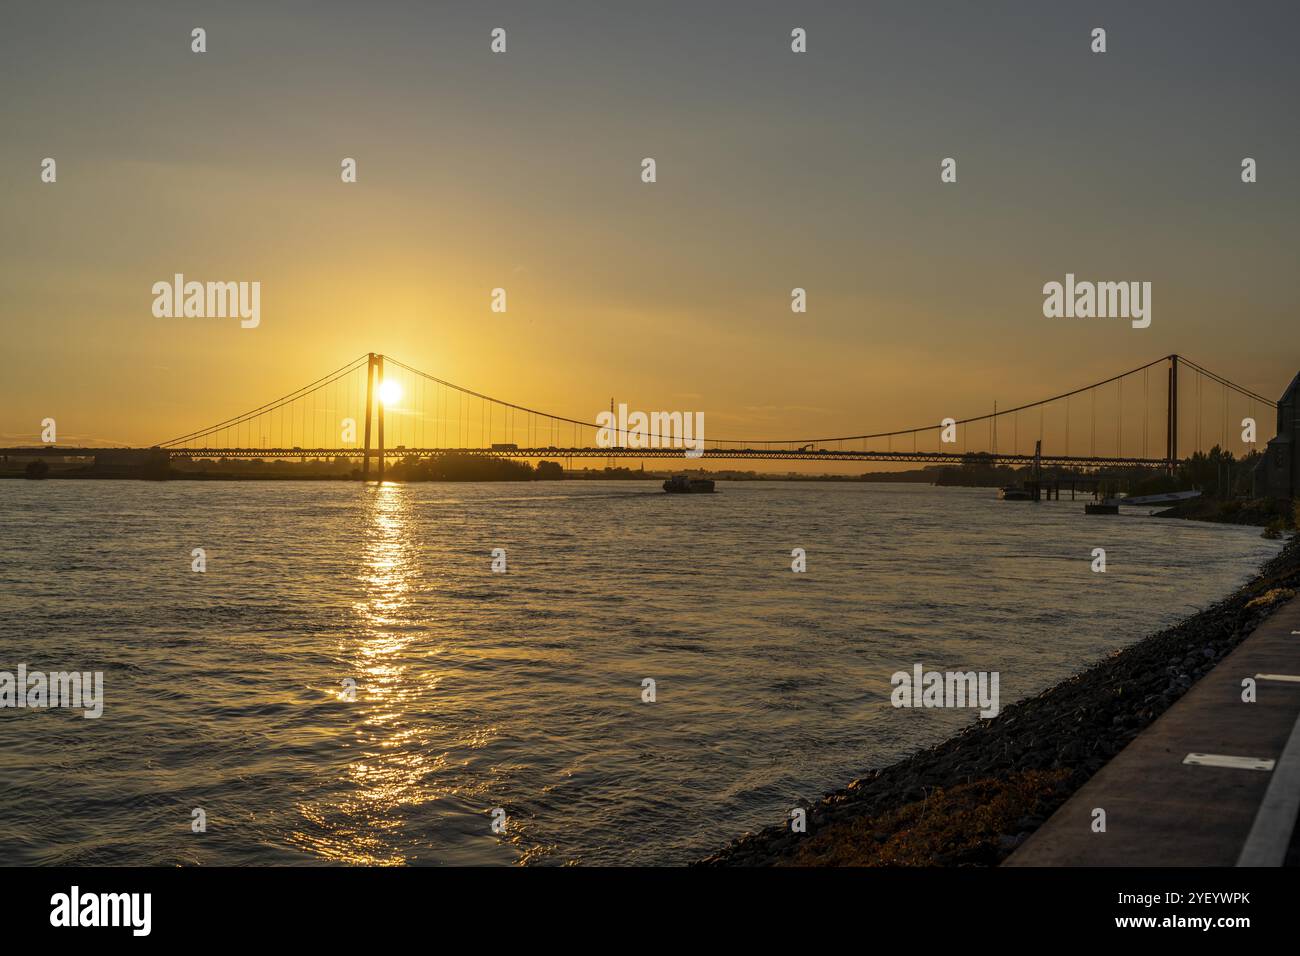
xmin=1006 ymin=595 xmax=1300 ymax=866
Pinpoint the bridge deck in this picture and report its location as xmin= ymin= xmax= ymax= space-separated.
xmin=1 ymin=446 xmax=1175 ymax=468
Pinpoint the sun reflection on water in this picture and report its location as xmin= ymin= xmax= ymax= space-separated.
xmin=290 ymin=482 xmax=444 ymax=866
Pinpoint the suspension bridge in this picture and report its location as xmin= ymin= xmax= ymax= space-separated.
xmin=3 ymin=353 xmax=1283 ymax=480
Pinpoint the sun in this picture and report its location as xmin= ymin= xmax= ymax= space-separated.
xmin=378 ymin=379 xmax=402 ymax=405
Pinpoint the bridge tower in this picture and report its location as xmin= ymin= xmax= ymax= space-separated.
xmin=376 ymin=353 xmax=386 ymax=482
xmin=361 ymin=352 xmax=386 ymax=482
xmin=1166 ymin=354 xmax=1179 ymax=474
xmin=363 ymin=353 xmax=375 ymax=480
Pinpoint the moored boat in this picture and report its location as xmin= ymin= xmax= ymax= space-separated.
xmin=663 ymin=475 xmax=715 ymax=493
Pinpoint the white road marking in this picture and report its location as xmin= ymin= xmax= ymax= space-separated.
xmin=1255 ymin=673 xmax=1300 ymax=682
xmin=1183 ymin=753 xmax=1275 ymax=771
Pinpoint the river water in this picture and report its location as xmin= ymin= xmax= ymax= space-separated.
xmin=0 ymin=480 xmax=1280 ymax=865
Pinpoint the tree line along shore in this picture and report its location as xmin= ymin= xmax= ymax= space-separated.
xmin=7 ymin=442 xmax=1272 ymax=491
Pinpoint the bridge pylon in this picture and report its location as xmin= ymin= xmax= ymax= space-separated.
xmin=362 ymin=352 xmax=378 ymax=481
xmin=376 ymin=353 xmax=385 ymax=481
xmin=1167 ymin=354 xmax=1178 ymax=475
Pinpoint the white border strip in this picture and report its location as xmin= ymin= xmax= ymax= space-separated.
xmin=1237 ymin=709 xmax=1300 ymax=866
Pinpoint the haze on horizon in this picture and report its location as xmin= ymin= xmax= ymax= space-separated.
xmin=2 ymin=1 xmax=1297 ymax=463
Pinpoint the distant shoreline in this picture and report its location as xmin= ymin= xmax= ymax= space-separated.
xmin=700 ymin=535 xmax=1299 ymax=867
xmin=0 ymin=469 xmax=1218 ymax=488
xmin=0 ymin=468 xmax=985 ymax=484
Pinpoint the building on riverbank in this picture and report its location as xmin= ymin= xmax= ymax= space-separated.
xmin=1255 ymin=372 xmax=1299 ymax=500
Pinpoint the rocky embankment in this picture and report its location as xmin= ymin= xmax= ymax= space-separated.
xmin=701 ymin=536 xmax=1300 ymax=866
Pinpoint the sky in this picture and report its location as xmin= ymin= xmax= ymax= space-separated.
xmin=2 ymin=0 xmax=1297 ymax=459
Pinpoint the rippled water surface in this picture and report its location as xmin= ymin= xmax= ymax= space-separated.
xmin=0 ymin=480 xmax=1281 ymax=865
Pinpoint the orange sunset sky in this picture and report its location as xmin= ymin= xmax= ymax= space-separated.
xmin=2 ymin=2 xmax=1297 ymax=460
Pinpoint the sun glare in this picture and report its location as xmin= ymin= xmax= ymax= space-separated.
xmin=378 ymin=380 xmax=402 ymax=405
